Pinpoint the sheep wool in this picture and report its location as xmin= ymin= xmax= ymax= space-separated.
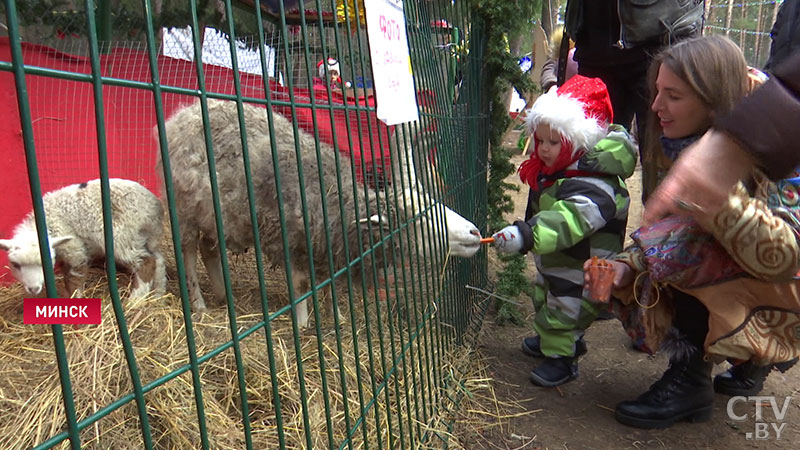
xmin=0 ymin=179 xmax=166 ymax=300
xmin=159 ymin=99 xmax=481 ymax=327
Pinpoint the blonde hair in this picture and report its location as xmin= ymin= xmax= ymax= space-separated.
xmin=661 ymin=36 xmax=748 ymax=113
xmin=547 ymin=28 xmax=574 ymax=59
xmin=642 ymin=35 xmax=749 ymax=199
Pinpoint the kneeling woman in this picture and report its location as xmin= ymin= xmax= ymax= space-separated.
xmin=591 ymin=35 xmax=799 ymax=429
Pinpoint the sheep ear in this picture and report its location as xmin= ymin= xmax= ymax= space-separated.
xmin=358 ymin=215 xmax=389 ymax=228
xmin=50 ymin=236 xmax=73 ymax=248
xmin=0 ymin=239 xmax=12 ymax=251
xmin=370 ymin=214 xmax=393 ymax=231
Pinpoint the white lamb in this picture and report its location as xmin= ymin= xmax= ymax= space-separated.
xmin=0 ymin=179 xmax=167 ymax=300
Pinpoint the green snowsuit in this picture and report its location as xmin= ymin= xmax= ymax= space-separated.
xmin=513 ymin=124 xmax=637 ymax=357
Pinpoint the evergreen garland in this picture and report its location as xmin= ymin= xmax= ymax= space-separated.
xmin=471 ymin=0 xmax=540 ymax=325
xmin=471 ymin=0 xmax=538 ymax=230
xmin=5 ymin=0 xmax=257 ymax=41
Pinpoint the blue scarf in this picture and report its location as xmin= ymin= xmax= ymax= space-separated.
xmin=660 ymin=134 xmax=701 ymax=161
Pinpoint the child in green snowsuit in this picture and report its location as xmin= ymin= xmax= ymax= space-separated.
xmin=492 ymin=75 xmax=636 ymax=387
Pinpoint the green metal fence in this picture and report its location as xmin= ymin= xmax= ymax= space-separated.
xmin=703 ymin=0 xmax=783 ymax=69
xmin=0 ymin=0 xmax=490 ymax=448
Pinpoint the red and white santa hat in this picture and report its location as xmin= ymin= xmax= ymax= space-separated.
xmin=526 ymin=75 xmax=613 ymax=154
xmin=317 ymin=57 xmax=340 ymax=78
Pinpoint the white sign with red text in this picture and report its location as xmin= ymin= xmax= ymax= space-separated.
xmin=365 ymin=0 xmax=419 ymax=125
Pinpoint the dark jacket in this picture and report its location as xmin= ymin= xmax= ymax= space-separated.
xmin=765 ymin=0 xmax=800 ymax=72
xmin=715 ymin=51 xmax=800 ymax=180
xmin=565 ymin=0 xmax=702 ymax=68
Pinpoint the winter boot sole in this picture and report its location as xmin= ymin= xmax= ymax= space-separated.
xmin=714 ymin=357 xmax=799 ymax=396
xmin=775 ymin=357 xmax=799 ymax=373
xmin=529 ymin=370 xmax=578 ymax=387
xmin=614 ymin=405 xmax=712 ymax=429
xmin=521 ymin=338 xmax=588 ymax=359
xmin=713 ymin=377 xmax=765 ymax=397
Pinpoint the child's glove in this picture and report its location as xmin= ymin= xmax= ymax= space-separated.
xmin=492 ymin=225 xmax=523 ymax=253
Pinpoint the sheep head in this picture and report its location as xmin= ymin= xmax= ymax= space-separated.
xmin=441 ymin=206 xmax=481 ymax=257
xmin=359 ymin=178 xmax=481 ymax=261
xmin=393 ymin=185 xmax=481 ymax=258
xmin=388 ymin=127 xmax=482 ymax=258
xmin=0 ymin=232 xmax=72 ymax=295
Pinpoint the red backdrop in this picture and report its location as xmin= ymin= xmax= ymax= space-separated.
xmin=0 ymin=37 xmax=391 ymax=283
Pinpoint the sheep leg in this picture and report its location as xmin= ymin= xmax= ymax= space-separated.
xmin=182 ymin=237 xmax=207 ymax=312
xmin=129 ymin=254 xmax=156 ymax=300
xmin=199 ymin=238 xmax=226 ymax=301
xmin=290 ymin=268 xmax=310 ymax=328
xmin=324 ymin=285 xmax=347 ymax=326
xmin=146 ymin=237 xmax=167 ymax=296
xmin=62 ymin=264 xmax=87 ymax=299
xmin=152 ymin=250 xmax=167 ymax=295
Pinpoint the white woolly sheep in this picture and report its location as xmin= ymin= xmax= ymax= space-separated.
xmin=0 ymin=179 xmax=167 ymax=300
xmin=159 ymin=99 xmax=481 ymax=327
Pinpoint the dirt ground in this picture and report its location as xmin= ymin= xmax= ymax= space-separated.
xmin=462 ymin=132 xmax=800 ymax=449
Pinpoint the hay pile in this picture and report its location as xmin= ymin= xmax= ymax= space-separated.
xmin=0 ymin=255 xmax=497 ymax=449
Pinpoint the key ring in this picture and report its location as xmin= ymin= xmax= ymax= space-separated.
xmin=633 ymin=270 xmax=661 ymax=309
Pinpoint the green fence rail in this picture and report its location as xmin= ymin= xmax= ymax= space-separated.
xmin=0 ymin=0 xmax=490 ymax=448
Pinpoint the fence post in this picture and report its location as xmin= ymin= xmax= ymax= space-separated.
xmin=739 ymin=1 xmax=747 ymax=48
xmin=772 ymin=0 xmax=782 ymax=33
xmin=726 ymin=0 xmax=735 ymax=37
xmin=96 ymin=0 xmax=112 ymax=50
xmin=755 ymin=0 xmax=765 ymax=67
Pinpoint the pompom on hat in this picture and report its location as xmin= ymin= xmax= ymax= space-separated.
xmin=317 ymin=57 xmax=340 ymax=79
xmin=526 ymin=75 xmax=613 ymax=154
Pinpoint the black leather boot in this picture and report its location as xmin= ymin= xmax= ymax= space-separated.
xmin=714 ymin=357 xmax=799 ymax=396
xmin=615 ymin=350 xmax=713 ymax=429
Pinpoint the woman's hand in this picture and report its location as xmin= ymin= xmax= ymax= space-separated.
xmin=583 ymin=258 xmax=635 ymax=289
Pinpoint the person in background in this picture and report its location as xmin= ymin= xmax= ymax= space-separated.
xmin=539 ymin=28 xmax=578 ymax=93
xmin=586 ymin=37 xmax=800 ymax=430
xmin=314 ymin=57 xmax=342 ymax=89
xmin=491 ymin=75 xmax=636 ymax=387
xmin=563 ymin=0 xmax=703 ymax=200
xmin=764 ymin=0 xmax=800 ymax=74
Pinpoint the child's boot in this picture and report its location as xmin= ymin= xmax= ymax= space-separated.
xmin=522 ymin=335 xmax=587 ymax=359
xmin=529 ymin=356 xmax=579 ymax=387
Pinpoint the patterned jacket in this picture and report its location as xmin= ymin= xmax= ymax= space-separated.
xmin=514 ymin=124 xmax=637 ymax=301
xmin=611 ymin=174 xmax=800 ymax=363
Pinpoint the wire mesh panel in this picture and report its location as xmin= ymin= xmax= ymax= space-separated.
xmin=704 ymin=0 xmax=784 ymax=69
xmin=0 ymin=0 xmax=490 ymax=449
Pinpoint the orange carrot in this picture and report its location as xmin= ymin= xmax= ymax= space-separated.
xmin=480 ymin=237 xmax=495 ymax=244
